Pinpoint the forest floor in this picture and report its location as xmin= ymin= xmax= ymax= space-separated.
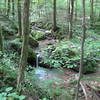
xmin=32 ymin=30 xmax=100 ymax=100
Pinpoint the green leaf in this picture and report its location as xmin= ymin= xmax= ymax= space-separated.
xmin=8 ymin=93 xmax=19 ymax=99
xmin=19 ymin=95 xmax=26 ymax=100
xmin=5 ymin=87 xmax=13 ymax=92
xmin=43 ymin=98 xmax=48 ymax=100
xmin=1 ymin=97 xmax=6 ymax=100
xmin=1 ymin=92 xmax=7 ymax=96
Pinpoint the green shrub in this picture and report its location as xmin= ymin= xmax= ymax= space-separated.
xmin=0 ymin=87 xmax=25 ymax=100
xmin=0 ymin=52 xmax=18 ymax=91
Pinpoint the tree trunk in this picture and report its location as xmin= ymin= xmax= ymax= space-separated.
xmin=75 ymin=0 xmax=86 ymax=100
xmin=90 ymin=0 xmax=94 ymax=26
xmin=5 ymin=0 xmax=7 ymax=15
xmin=0 ymin=26 xmax=3 ymax=52
xmin=68 ymin=0 xmax=75 ymax=39
xmin=53 ymin=0 xmax=57 ymax=31
xmin=75 ymin=0 xmax=77 ymax=20
xmin=17 ymin=0 xmax=30 ymax=93
xmin=17 ymin=0 xmax=22 ymax=36
xmin=7 ymin=0 xmax=11 ymax=16
xmin=67 ymin=0 xmax=70 ymax=20
xmin=12 ymin=0 xmax=15 ymax=18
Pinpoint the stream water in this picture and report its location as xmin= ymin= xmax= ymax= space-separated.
xmin=34 ymin=54 xmax=100 ymax=86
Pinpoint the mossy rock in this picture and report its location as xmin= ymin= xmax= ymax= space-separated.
xmin=31 ymin=30 xmax=46 ymax=40
xmin=29 ymin=35 xmax=39 ymax=47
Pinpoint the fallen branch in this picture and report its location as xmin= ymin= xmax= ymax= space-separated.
xmin=80 ymin=81 xmax=88 ymax=100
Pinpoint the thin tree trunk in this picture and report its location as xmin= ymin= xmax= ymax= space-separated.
xmin=17 ymin=0 xmax=30 ymax=93
xmin=17 ymin=0 xmax=22 ymax=36
xmin=12 ymin=0 xmax=15 ymax=18
xmin=0 ymin=26 xmax=3 ymax=52
xmin=90 ymin=0 xmax=94 ymax=26
xmin=53 ymin=0 xmax=57 ymax=31
xmin=75 ymin=0 xmax=77 ymax=21
xmin=37 ymin=0 xmax=40 ymax=18
xmin=7 ymin=0 xmax=11 ymax=17
xmin=5 ymin=0 xmax=7 ymax=15
xmin=45 ymin=0 xmax=48 ymax=21
xmin=67 ymin=0 xmax=70 ymax=20
xmin=68 ymin=0 xmax=75 ymax=39
xmin=75 ymin=0 xmax=86 ymax=100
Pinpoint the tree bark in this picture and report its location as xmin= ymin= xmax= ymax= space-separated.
xmin=0 ymin=26 xmax=3 ymax=52
xmin=75 ymin=0 xmax=86 ymax=100
xmin=17 ymin=0 xmax=22 ymax=36
xmin=53 ymin=0 xmax=57 ymax=31
xmin=67 ymin=0 xmax=70 ymax=20
xmin=90 ymin=0 xmax=94 ymax=26
xmin=75 ymin=0 xmax=77 ymax=21
xmin=68 ymin=0 xmax=75 ymax=39
xmin=5 ymin=0 xmax=7 ymax=15
xmin=17 ymin=0 xmax=30 ymax=93
xmin=7 ymin=0 xmax=11 ymax=16
xmin=12 ymin=0 xmax=15 ymax=18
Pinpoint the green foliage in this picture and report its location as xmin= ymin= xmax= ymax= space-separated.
xmin=0 ymin=87 xmax=25 ymax=100
xmin=43 ymin=38 xmax=99 ymax=72
xmin=0 ymin=52 xmax=18 ymax=78
xmin=0 ymin=52 xmax=18 ymax=91
xmin=0 ymin=15 xmax=18 ymax=36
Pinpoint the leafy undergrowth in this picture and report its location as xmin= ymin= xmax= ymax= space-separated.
xmin=0 ymin=87 xmax=25 ymax=100
xmin=0 ymin=52 xmax=18 ymax=91
xmin=42 ymin=30 xmax=100 ymax=73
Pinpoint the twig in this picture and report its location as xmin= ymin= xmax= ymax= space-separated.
xmin=80 ymin=81 xmax=88 ymax=100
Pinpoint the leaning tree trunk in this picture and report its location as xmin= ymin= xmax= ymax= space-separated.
xmin=53 ymin=0 xmax=57 ymax=31
xmin=0 ymin=26 xmax=3 ymax=52
xmin=90 ymin=0 xmax=94 ymax=27
xmin=17 ymin=0 xmax=30 ymax=93
xmin=75 ymin=0 xmax=86 ymax=100
xmin=17 ymin=0 xmax=22 ymax=36
xmin=68 ymin=0 xmax=75 ymax=39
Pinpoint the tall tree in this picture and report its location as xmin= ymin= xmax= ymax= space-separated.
xmin=68 ymin=0 xmax=75 ymax=39
xmin=0 ymin=26 xmax=3 ymax=52
xmin=17 ymin=0 xmax=30 ymax=92
xmin=75 ymin=0 xmax=86 ymax=100
xmin=90 ymin=0 xmax=94 ymax=26
xmin=17 ymin=0 xmax=22 ymax=36
xmin=53 ymin=0 xmax=57 ymax=31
